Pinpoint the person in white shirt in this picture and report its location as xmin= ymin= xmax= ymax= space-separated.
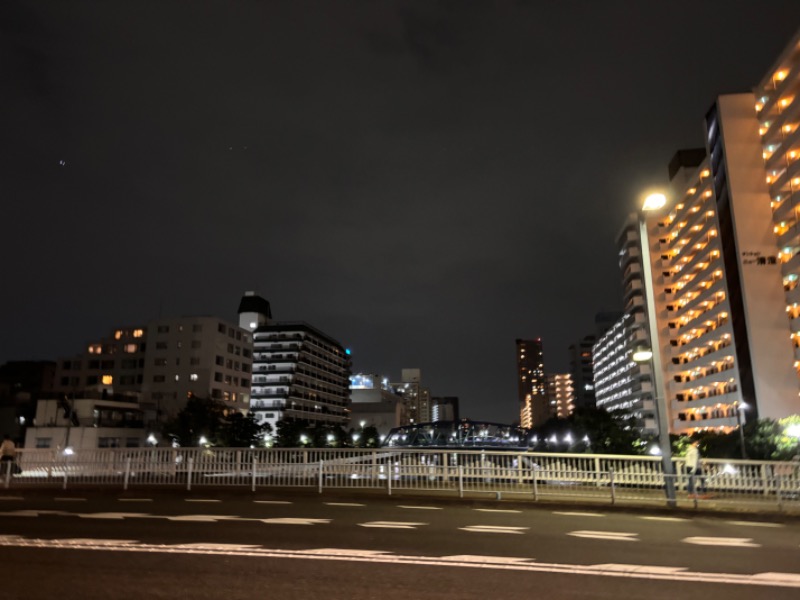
xmin=685 ymin=441 xmax=706 ymax=497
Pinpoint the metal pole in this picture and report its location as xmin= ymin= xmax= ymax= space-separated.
xmin=123 ymin=457 xmax=131 ymax=491
xmin=318 ymin=459 xmax=323 ymax=494
xmin=187 ymin=456 xmax=193 ymax=491
xmin=252 ymin=456 xmax=257 ymax=493
xmin=3 ymin=461 xmax=10 ymax=489
xmin=737 ymin=403 xmax=747 ymax=459
xmin=458 ymin=465 xmax=464 ymax=498
xmin=639 ymin=213 xmax=677 ymax=507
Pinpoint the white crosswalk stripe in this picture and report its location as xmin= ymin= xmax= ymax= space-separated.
xmin=261 ymin=518 xmax=331 ymax=525
xmin=460 ymin=525 xmax=528 ymax=534
xmin=359 ymin=521 xmax=427 ymax=529
xmin=682 ymin=537 xmax=760 ymax=548
xmin=568 ymin=530 xmax=638 ymax=542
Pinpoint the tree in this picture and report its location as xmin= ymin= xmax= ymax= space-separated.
xmin=530 ymin=407 xmax=645 ymax=455
xmin=161 ymin=396 xmax=226 ymax=447
xmin=219 ymin=412 xmax=271 ymax=447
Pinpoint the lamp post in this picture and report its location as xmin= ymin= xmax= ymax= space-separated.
xmin=635 ymin=192 xmax=677 ymax=507
xmin=735 ymin=401 xmax=748 ymax=459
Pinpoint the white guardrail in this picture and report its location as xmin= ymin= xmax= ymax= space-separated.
xmin=3 ymin=448 xmax=799 ymax=512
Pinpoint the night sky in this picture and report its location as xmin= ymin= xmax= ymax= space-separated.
xmin=2 ymin=1 xmax=799 ymax=422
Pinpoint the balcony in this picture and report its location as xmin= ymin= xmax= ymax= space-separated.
xmin=673 ymin=414 xmax=739 ymax=434
xmin=781 ymin=250 xmax=800 ymax=278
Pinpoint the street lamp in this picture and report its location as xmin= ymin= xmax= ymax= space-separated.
xmin=735 ymin=401 xmax=748 ymax=459
xmin=635 ymin=191 xmax=677 ymax=507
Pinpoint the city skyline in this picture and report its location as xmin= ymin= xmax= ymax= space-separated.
xmin=2 ymin=1 xmax=799 ymax=422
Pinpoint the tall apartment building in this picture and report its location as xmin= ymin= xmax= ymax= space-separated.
xmin=546 ymin=373 xmax=575 ymax=419
xmin=240 ymin=292 xmax=351 ymax=430
xmin=516 ymin=338 xmax=548 ymax=428
xmin=592 ymin=312 xmax=657 ymax=433
xmin=754 ymin=30 xmax=800 ymax=393
xmin=642 ymin=94 xmax=797 ymax=435
xmin=391 ymin=368 xmax=431 ymax=425
xmin=431 ymin=396 xmax=460 ymax=422
xmin=568 ymin=336 xmax=597 ymax=410
xmin=52 ymin=317 xmax=253 ymax=420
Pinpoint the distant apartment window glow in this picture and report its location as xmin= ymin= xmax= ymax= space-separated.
xmin=133 ymin=329 xmax=144 ymax=338
xmin=190 ymin=374 xmax=198 ymax=381
xmin=102 ymin=375 xmax=113 ymax=385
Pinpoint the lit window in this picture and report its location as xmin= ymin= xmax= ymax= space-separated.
xmin=124 ymin=344 xmax=137 ymax=353
xmin=133 ymin=329 xmax=144 ymax=338
xmin=102 ymin=375 xmax=113 ymax=385
xmin=190 ymin=374 xmax=198 ymax=381
xmin=114 ymin=330 xmax=123 ymax=340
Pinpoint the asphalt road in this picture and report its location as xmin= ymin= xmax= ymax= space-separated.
xmin=1 ymin=490 xmax=798 ymax=600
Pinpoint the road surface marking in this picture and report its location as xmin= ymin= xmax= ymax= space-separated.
xmin=172 ymin=543 xmax=262 ymax=550
xmin=53 ymin=538 xmax=138 ymax=546
xmin=261 ymin=518 xmax=331 ymax=525
xmin=359 ymin=521 xmax=427 ymax=529
xmin=474 ymin=508 xmax=522 ymax=514
xmin=0 ymin=510 xmax=42 ymax=517
xmin=727 ymin=521 xmax=784 ymax=528
xmin=441 ymin=555 xmax=533 ymax=564
xmin=568 ymin=530 xmax=638 ymax=542
xmin=554 ymin=511 xmax=605 ymax=517
xmin=54 ymin=498 xmax=87 ymax=502
xmin=4 ymin=538 xmax=797 ymax=588
xmin=167 ymin=515 xmax=242 ymax=522
xmin=324 ymin=502 xmax=365 ymax=507
xmin=254 ymin=500 xmax=292 ymax=505
xmin=118 ymin=498 xmax=153 ymax=502
xmin=460 ymin=525 xmax=528 ymax=534
xmin=590 ymin=564 xmax=687 ymax=574
xmin=0 ymin=497 xmax=24 ymax=501
xmin=184 ymin=499 xmax=222 ymax=503
xmin=78 ymin=513 xmax=148 ymax=520
xmin=397 ymin=505 xmax=443 ymax=510
xmin=683 ymin=536 xmax=760 ymax=548
xmin=640 ymin=516 xmax=689 ymax=522
xmin=299 ymin=549 xmax=394 ymax=556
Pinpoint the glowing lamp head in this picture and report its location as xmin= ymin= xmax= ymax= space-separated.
xmin=632 ymin=347 xmax=653 ymax=363
xmin=642 ymin=193 xmax=667 ymax=211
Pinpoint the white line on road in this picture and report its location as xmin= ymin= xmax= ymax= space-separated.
xmin=78 ymin=513 xmax=148 ymax=520
xmin=54 ymin=498 xmax=87 ymax=502
xmin=639 ymin=516 xmax=690 ymax=522
xmin=324 ymin=502 xmax=365 ymax=507
xmin=261 ymin=518 xmax=331 ymax=526
xmin=683 ymin=537 xmax=760 ymax=548
xmin=0 ymin=510 xmax=42 ymax=517
xmin=5 ymin=539 xmax=796 ymax=588
xmin=253 ymin=500 xmax=292 ymax=505
xmin=359 ymin=521 xmax=427 ymax=529
xmin=167 ymin=515 xmax=242 ymax=522
xmin=184 ymin=499 xmax=222 ymax=503
xmin=460 ymin=525 xmax=528 ymax=535
xmin=118 ymin=499 xmax=153 ymax=502
xmin=473 ymin=508 xmax=522 ymax=514
xmin=568 ymin=530 xmax=638 ymax=542
xmin=727 ymin=521 xmax=784 ymax=528
xmin=440 ymin=555 xmax=534 ymax=564
xmin=0 ymin=497 xmax=24 ymax=501
xmin=397 ymin=506 xmax=443 ymax=510
xmin=554 ymin=511 xmax=605 ymax=517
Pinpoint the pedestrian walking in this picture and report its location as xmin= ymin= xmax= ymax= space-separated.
xmin=685 ymin=441 xmax=706 ymax=497
xmin=0 ymin=434 xmax=17 ymax=474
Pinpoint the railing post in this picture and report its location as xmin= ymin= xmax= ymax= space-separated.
xmin=123 ymin=457 xmax=131 ymax=491
xmin=458 ymin=465 xmax=464 ymax=498
xmin=187 ymin=456 xmax=194 ymax=491
xmin=609 ymin=468 xmax=615 ymax=505
xmin=761 ymin=464 xmax=770 ymax=496
xmin=776 ymin=476 xmax=783 ymax=512
xmin=252 ymin=456 xmax=257 ymax=493
xmin=318 ymin=459 xmax=324 ymax=494
xmin=3 ymin=461 xmax=10 ymax=489
xmin=388 ymin=463 xmax=393 ymax=496
xmin=594 ymin=457 xmax=602 ymax=487
xmin=63 ymin=467 xmax=68 ymax=490
xmin=532 ymin=465 xmax=538 ymax=501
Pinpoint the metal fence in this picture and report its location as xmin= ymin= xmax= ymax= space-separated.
xmin=3 ymin=448 xmax=799 ymax=513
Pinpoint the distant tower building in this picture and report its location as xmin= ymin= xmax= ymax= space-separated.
xmin=516 ymin=338 xmax=547 ymax=428
xmin=392 ymin=369 xmax=431 ymax=425
xmin=568 ymin=336 xmax=597 ymax=409
xmin=239 ymin=292 xmax=351 ymax=431
xmin=546 ymin=373 xmax=575 ymax=419
xmin=431 ymin=396 xmax=459 ymax=422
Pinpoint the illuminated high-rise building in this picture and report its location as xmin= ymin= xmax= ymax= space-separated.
xmin=516 ymin=338 xmax=547 ymax=428
xmin=546 ymin=373 xmax=575 ymax=419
